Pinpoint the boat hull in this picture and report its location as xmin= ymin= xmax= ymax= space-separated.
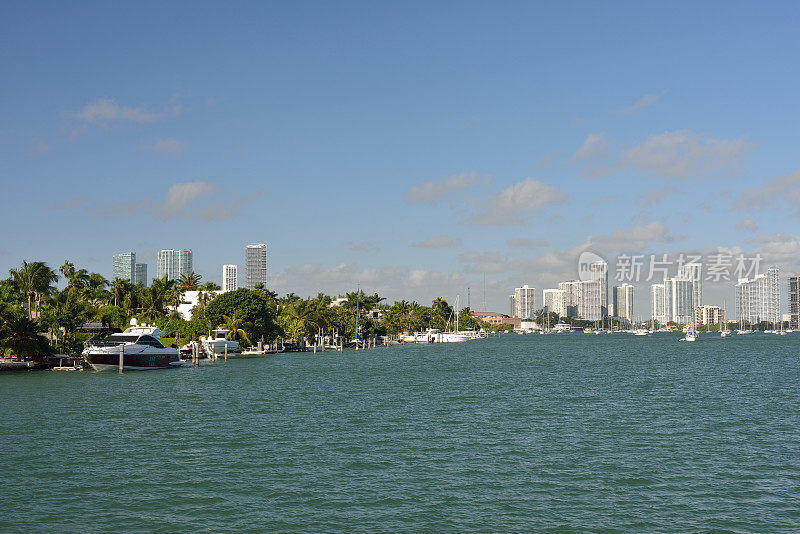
xmin=86 ymin=351 xmax=183 ymax=371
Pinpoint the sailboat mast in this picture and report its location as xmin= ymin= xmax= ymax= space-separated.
xmin=355 ymin=287 xmax=360 ymax=341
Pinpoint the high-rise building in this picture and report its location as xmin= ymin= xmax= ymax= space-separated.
xmin=558 ymin=279 xmax=602 ymax=321
xmin=613 ymin=283 xmax=634 ymax=323
xmin=112 ymin=252 xmax=136 ymax=282
xmin=695 ymin=305 xmax=725 ymax=326
xmin=790 ymin=275 xmax=800 ymax=330
xmin=543 ymin=288 xmax=566 ymax=317
xmin=590 ymin=260 xmax=609 ymax=318
xmin=736 ymin=265 xmax=780 ymax=326
xmin=222 ymin=265 xmax=238 ymax=292
xmin=664 ymin=277 xmax=694 ymax=324
xmin=157 ymin=249 xmax=193 ymax=281
xmin=678 ymin=262 xmax=703 ymax=309
xmin=651 ymin=283 xmax=666 ymax=325
xmin=134 ymin=263 xmax=148 ymax=286
xmin=245 ymin=244 xmax=268 ymax=289
xmin=513 ymin=285 xmax=536 ymax=319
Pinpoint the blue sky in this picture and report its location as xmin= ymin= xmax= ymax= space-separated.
xmin=2 ymin=1 xmax=800 ymax=314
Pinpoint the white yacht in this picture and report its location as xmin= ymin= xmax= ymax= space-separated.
xmin=83 ymin=320 xmax=183 ymax=371
xmin=200 ymin=328 xmax=240 ymax=355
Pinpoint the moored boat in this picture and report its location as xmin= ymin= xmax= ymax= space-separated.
xmin=83 ymin=319 xmax=184 ymax=371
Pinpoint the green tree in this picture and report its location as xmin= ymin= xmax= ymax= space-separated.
xmin=178 ymin=271 xmax=202 ymax=291
xmin=39 ymin=288 xmax=89 ymax=343
xmin=0 ymin=310 xmax=51 ymax=359
xmin=206 ymin=288 xmax=279 ymax=342
xmin=9 ymin=261 xmax=58 ymax=319
xmin=222 ymin=311 xmax=252 ymax=344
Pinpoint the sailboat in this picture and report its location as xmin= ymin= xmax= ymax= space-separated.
xmin=439 ymin=296 xmax=471 ymax=343
xmin=720 ymin=300 xmax=730 ymax=337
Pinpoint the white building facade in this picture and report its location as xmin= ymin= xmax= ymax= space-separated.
xmin=678 ymin=263 xmax=703 ymax=310
xmin=613 ymin=283 xmax=634 ymax=323
xmin=651 ymin=283 xmax=666 ymax=325
xmin=222 ymin=264 xmax=238 ymax=292
xmin=513 ymin=285 xmax=536 ymax=319
xmin=157 ymin=249 xmax=193 ymax=281
xmin=736 ymin=266 xmax=780 ymax=325
xmin=664 ymin=277 xmax=694 ymax=324
xmin=543 ymin=288 xmax=566 ymax=317
xmin=558 ymin=279 xmax=602 ymax=321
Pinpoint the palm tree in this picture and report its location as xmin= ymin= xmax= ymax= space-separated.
xmin=222 ymin=311 xmax=251 ymax=345
xmin=178 ymin=271 xmax=202 ymax=291
xmin=280 ymin=300 xmax=325 ymax=341
xmin=110 ymin=278 xmax=131 ymax=307
xmin=0 ymin=311 xmax=51 ymax=359
xmin=68 ymin=269 xmax=91 ymax=292
xmin=9 ymin=261 xmax=58 ymax=319
xmin=39 ymin=289 xmax=89 ymax=343
xmin=59 ymin=260 xmax=75 ymax=280
xmin=431 ymin=297 xmax=453 ymax=328
xmin=139 ymin=276 xmax=173 ymax=320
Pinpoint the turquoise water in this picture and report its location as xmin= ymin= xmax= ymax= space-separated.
xmin=2 ymin=333 xmax=799 ymax=532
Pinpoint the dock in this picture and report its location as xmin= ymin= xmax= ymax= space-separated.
xmin=0 ymin=359 xmax=35 ymax=371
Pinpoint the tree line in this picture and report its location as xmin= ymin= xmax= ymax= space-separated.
xmin=0 ymin=260 xmax=489 ymax=360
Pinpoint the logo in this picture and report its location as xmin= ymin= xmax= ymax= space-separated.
xmin=578 ymin=251 xmax=607 ymax=282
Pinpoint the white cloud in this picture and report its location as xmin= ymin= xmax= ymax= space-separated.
xmin=619 ymin=90 xmax=668 ymax=115
xmin=735 ymin=219 xmax=759 ymax=232
xmin=151 ymin=138 xmax=187 ymax=155
xmin=507 ymin=238 xmax=548 ymax=249
xmin=411 ymin=235 xmax=463 ymax=249
xmin=584 ymin=221 xmax=674 ymax=253
xmin=639 ymin=185 xmax=679 ymax=208
xmin=53 ymin=181 xmax=258 ymax=222
xmin=574 ymin=130 xmax=754 ymax=180
xmin=735 ymin=167 xmax=800 ymax=216
xmin=573 ymin=133 xmax=610 ymax=161
xmin=621 ymin=130 xmax=753 ymax=179
xmin=67 ymin=97 xmax=182 ymax=126
xmin=467 ymin=178 xmax=568 ymax=226
xmin=160 ymin=181 xmax=216 ymax=218
xmin=404 ymin=172 xmax=488 ymax=204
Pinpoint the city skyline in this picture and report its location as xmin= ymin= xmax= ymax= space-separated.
xmin=3 ymin=3 xmax=800 ymax=315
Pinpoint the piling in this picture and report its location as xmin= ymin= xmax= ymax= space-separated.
xmin=118 ymin=344 xmax=124 ymax=373
xmin=224 ymin=344 xmax=228 ymax=361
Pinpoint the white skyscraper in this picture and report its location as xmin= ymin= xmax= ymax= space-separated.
xmin=222 ymin=264 xmax=238 ymax=292
xmin=736 ymin=265 xmax=780 ymax=326
xmin=558 ymin=279 xmax=602 ymax=320
xmin=651 ymin=283 xmax=666 ymax=325
xmin=513 ymin=285 xmax=536 ymax=319
xmin=678 ymin=262 xmax=703 ymax=311
xmin=543 ymin=288 xmax=566 ymax=317
xmin=157 ymin=249 xmax=193 ymax=281
xmin=590 ymin=260 xmax=609 ymax=318
xmin=664 ymin=277 xmax=694 ymax=324
xmin=245 ymin=244 xmax=268 ymax=289
xmin=613 ymin=283 xmax=634 ymax=323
